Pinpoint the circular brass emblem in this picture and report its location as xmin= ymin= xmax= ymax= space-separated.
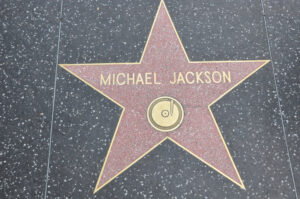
xmin=147 ymin=96 xmax=184 ymax=132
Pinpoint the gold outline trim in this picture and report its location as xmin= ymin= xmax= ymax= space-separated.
xmin=59 ymin=0 xmax=270 ymax=194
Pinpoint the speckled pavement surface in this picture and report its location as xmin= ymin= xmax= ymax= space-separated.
xmin=1 ymin=0 xmax=299 ymax=198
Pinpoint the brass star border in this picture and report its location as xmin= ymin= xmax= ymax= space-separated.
xmin=59 ymin=0 xmax=270 ymax=194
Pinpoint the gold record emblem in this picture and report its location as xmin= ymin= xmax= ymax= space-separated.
xmin=147 ymin=96 xmax=184 ymax=132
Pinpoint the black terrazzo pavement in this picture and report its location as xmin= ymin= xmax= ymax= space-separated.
xmin=1 ymin=0 xmax=60 ymax=198
xmin=1 ymin=0 xmax=299 ymax=198
xmin=263 ymin=0 xmax=300 ymax=195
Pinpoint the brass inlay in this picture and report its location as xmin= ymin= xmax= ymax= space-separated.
xmin=147 ymin=96 xmax=184 ymax=132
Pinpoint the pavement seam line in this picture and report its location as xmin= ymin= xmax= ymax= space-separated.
xmin=43 ymin=0 xmax=64 ymax=198
xmin=260 ymin=0 xmax=298 ymax=198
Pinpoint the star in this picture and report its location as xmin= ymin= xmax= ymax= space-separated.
xmin=60 ymin=0 xmax=269 ymax=194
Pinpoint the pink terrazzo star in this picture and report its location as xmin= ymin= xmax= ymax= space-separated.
xmin=60 ymin=0 xmax=269 ymax=193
